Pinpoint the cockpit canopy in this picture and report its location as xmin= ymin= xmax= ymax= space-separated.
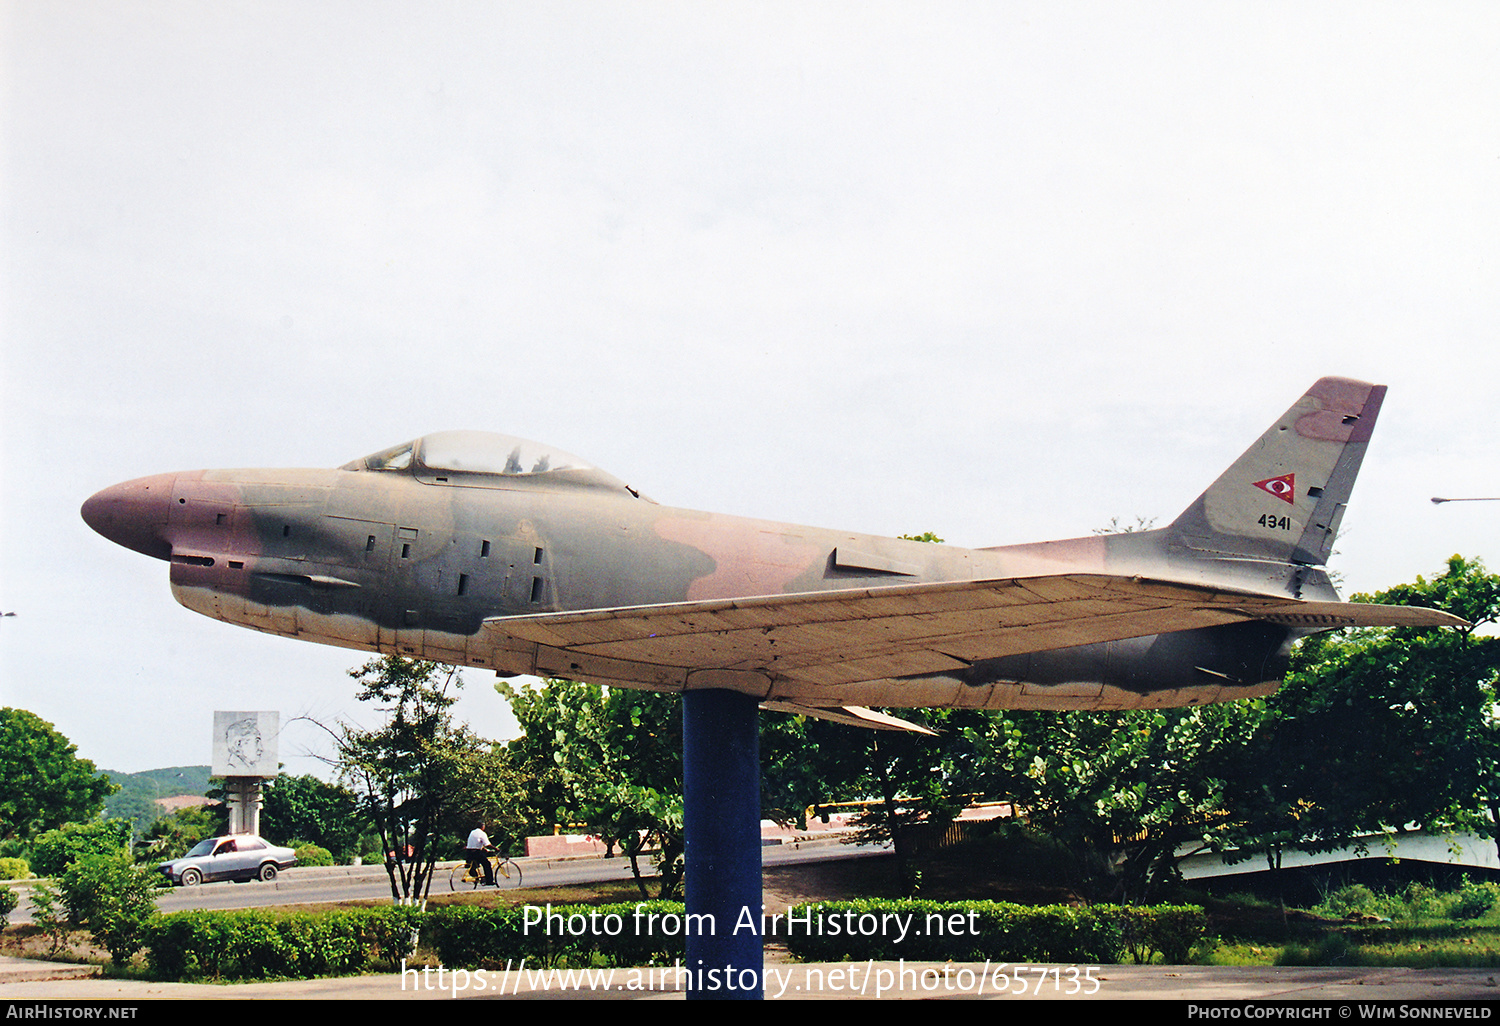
xmin=342 ymin=431 xmax=639 ymax=497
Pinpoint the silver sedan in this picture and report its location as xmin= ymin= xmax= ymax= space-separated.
xmin=158 ymin=834 xmax=297 ymax=886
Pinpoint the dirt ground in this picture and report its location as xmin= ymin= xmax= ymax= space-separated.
xmin=762 ymin=857 xmax=879 ymax=914
xmin=0 ymin=925 xmax=107 ymax=965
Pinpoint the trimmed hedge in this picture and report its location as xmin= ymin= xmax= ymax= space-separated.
xmin=146 ymin=906 xmax=422 ymax=980
xmin=423 ymin=901 xmax=687 ymax=968
xmin=142 ymin=902 xmax=687 ymax=980
xmin=1109 ymin=904 xmax=1209 ymax=964
xmin=141 ymin=899 xmax=1208 ymax=980
xmin=780 ymin=900 xmax=1207 ymax=964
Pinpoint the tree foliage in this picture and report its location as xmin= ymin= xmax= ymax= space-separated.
xmin=332 ymin=656 xmax=525 ymax=902
xmin=134 ymin=804 xmax=226 ymax=864
xmin=30 ymin=818 xmax=132 ymax=878
xmin=260 ymin=774 xmax=365 ymax=862
xmin=966 ymin=704 xmax=1260 ymax=901
xmin=1224 ymin=555 xmax=1500 ymax=866
xmin=764 ymin=709 xmax=982 ymax=897
xmin=0 ymin=709 xmax=115 ymax=841
xmin=953 ymin=556 xmax=1499 ymax=900
xmin=500 ymin=679 xmax=684 ymax=899
xmin=776 ymin=531 xmax=987 ymax=896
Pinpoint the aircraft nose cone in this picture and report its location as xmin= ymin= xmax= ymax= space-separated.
xmin=81 ymin=473 xmax=177 ymax=560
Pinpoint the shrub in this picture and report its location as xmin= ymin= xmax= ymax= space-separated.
xmin=1320 ymin=884 xmax=1375 ymax=918
xmin=782 ymin=900 xmax=1136 ymax=964
xmin=57 ymin=850 xmax=163 ymax=968
xmin=291 ymin=843 xmax=334 ymax=868
xmin=27 ymin=883 xmax=69 ymax=954
xmin=0 ymin=858 xmax=30 ymax=880
xmin=1400 ymin=882 xmax=1438 ymax=922
xmin=421 ymin=904 xmax=527 ymax=968
xmin=0 ymin=886 xmax=16 ymax=930
xmin=775 ymin=900 xmax=1210 ymax=965
xmin=1446 ymin=881 xmax=1499 ymax=922
xmin=1108 ymin=904 xmax=1210 ymax=964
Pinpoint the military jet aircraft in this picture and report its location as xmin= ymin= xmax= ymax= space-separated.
xmin=82 ymin=377 xmax=1460 ymax=731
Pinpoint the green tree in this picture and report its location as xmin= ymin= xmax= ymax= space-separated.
xmin=332 ymin=656 xmax=517 ymax=902
xmin=759 ymin=533 xmax=987 ymax=896
xmin=500 ymin=678 xmax=613 ymax=836
xmin=760 ymin=713 xmax=835 ymax=828
xmin=1225 ymin=555 xmax=1500 ymax=867
xmin=1371 ymin=554 xmax=1500 ymax=637
xmin=0 ymin=709 xmax=115 ymax=841
xmin=768 ymin=709 xmax=982 ymax=898
xmin=0 ymin=886 xmax=17 ymax=930
xmin=968 ymin=703 xmax=1261 ymax=901
xmin=439 ymin=741 xmax=529 ymax=858
xmin=291 ymin=842 xmax=335 ymax=867
xmin=134 ymin=804 xmax=225 ymax=864
xmin=501 ymin=679 xmax=685 ymax=899
xmin=30 ymin=819 xmax=132 ymax=877
xmin=27 ymin=884 xmax=69 ymax=955
xmin=260 ymin=774 xmax=365 ymax=862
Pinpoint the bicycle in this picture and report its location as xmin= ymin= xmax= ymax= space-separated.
xmin=450 ymin=850 xmax=523 ymax=890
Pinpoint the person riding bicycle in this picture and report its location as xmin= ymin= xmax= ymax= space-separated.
xmin=464 ymin=824 xmax=495 ymax=886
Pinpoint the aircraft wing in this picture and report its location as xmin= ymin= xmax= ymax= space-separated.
xmin=480 ymin=573 xmax=1464 ymax=694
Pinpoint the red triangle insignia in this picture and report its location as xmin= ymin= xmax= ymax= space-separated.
xmin=1253 ymin=473 xmax=1296 ymax=504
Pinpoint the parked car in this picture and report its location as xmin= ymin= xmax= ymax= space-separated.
xmin=158 ymin=834 xmax=297 ymax=886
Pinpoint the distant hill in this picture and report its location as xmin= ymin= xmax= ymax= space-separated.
xmin=103 ymin=766 xmax=215 ymax=834
xmin=105 ymin=766 xmax=213 ymax=796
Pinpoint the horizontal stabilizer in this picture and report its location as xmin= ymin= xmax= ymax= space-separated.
xmin=759 ymin=702 xmax=939 ymax=734
xmin=1243 ymin=601 xmax=1468 ymax=630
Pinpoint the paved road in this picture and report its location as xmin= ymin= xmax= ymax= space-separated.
xmin=7 ymin=856 xmax=635 ymax=922
xmin=6 ymin=838 xmax=884 ymax=922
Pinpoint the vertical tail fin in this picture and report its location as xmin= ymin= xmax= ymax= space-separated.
xmin=1166 ymin=377 xmax=1386 ymax=569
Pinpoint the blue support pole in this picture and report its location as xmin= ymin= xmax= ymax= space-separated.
xmin=682 ymin=688 xmax=763 ymax=1000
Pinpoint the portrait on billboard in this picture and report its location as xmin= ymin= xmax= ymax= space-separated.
xmin=212 ymin=710 xmax=279 ymax=777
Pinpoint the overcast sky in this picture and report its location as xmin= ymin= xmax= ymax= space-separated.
xmin=3 ymin=2 xmax=1496 ymax=778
